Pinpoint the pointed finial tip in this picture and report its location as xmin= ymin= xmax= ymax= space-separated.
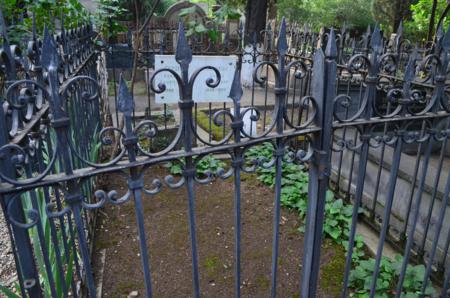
xmin=175 ymin=22 xmax=192 ymax=66
xmin=118 ymin=75 xmax=134 ymax=115
xmin=41 ymin=26 xmax=59 ymax=70
xmin=325 ymin=28 xmax=337 ymax=58
xmin=370 ymin=25 xmax=382 ymax=52
xmin=277 ymin=17 xmax=288 ymax=55
xmin=397 ymin=21 xmax=403 ymax=34
xmin=229 ymin=67 xmax=243 ymax=104
xmin=442 ymin=26 xmax=450 ymax=50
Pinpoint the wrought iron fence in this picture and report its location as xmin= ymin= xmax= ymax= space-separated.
xmin=107 ymin=19 xmax=438 ymax=142
xmin=1 ymin=9 xmax=450 ymax=298
xmin=0 ymin=9 xmax=102 ymax=298
xmin=108 ymin=20 xmax=450 ymax=291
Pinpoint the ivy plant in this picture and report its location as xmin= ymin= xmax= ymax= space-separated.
xmin=1 ymin=0 xmax=91 ymax=44
xmin=165 ymin=154 xmax=226 ymax=177
xmin=178 ymin=2 xmax=241 ymax=43
xmin=348 ymin=255 xmax=436 ymax=297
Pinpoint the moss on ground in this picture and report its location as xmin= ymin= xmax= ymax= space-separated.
xmin=114 ymin=280 xmax=144 ymax=297
xmin=108 ymin=80 xmax=148 ymax=97
xmin=195 ymin=110 xmax=230 ymax=141
xmin=204 ymin=255 xmax=221 ymax=278
xmin=320 ymin=240 xmax=346 ymax=297
xmin=255 ymin=274 xmax=270 ymax=290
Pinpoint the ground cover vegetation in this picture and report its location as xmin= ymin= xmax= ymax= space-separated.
xmin=166 ymin=141 xmax=436 ymax=296
xmin=1 ymin=127 xmax=102 ymax=297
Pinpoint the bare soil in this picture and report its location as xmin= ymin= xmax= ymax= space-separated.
xmin=92 ymin=166 xmax=344 ymax=298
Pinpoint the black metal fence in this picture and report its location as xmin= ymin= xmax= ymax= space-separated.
xmin=1 ymin=9 xmax=450 ymax=298
xmin=0 ymin=10 xmax=102 ymax=298
xmin=108 ymin=20 xmax=450 ymax=289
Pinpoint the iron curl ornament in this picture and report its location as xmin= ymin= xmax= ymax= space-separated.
xmin=148 ymin=27 xmax=224 ymax=150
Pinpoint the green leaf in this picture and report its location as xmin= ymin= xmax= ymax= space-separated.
xmin=326 ymin=227 xmax=341 ymax=239
xmin=178 ymin=6 xmax=197 ymax=17
xmin=332 ymin=199 xmax=343 ymax=210
xmin=0 ymin=284 xmax=21 ymax=298
xmin=194 ymin=23 xmax=207 ymax=33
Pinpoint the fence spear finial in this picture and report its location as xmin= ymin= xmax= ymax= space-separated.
xmin=41 ymin=26 xmax=59 ymax=71
xmin=436 ymin=23 xmax=444 ymax=43
xmin=277 ymin=17 xmax=287 ymax=58
xmin=341 ymin=22 xmax=347 ymax=35
xmin=229 ymin=67 xmax=243 ymax=106
xmin=32 ymin=6 xmax=37 ymax=40
xmin=175 ymin=22 xmax=192 ymax=68
xmin=370 ymin=25 xmax=382 ymax=54
xmin=118 ymin=75 xmax=134 ymax=117
xmin=0 ymin=8 xmax=9 ymax=44
xmin=442 ymin=25 xmax=450 ymax=52
xmin=0 ymin=8 xmax=19 ymax=82
xmin=325 ymin=28 xmax=337 ymax=58
xmin=395 ymin=21 xmax=403 ymax=49
xmin=396 ymin=20 xmax=403 ymax=37
xmin=404 ymin=45 xmax=417 ymax=83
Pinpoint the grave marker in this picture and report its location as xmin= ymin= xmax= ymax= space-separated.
xmin=154 ymin=55 xmax=238 ymax=103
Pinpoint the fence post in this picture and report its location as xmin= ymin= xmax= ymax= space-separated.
xmin=0 ymin=111 xmax=43 ymax=298
xmin=41 ymin=27 xmax=97 ymax=298
xmin=0 ymin=9 xmax=43 ymax=297
xmin=300 ymin=28 xmax=337 ymax=298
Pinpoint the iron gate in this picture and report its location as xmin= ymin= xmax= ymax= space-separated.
xmin=1 ymin=11 xmax=450 ymax=298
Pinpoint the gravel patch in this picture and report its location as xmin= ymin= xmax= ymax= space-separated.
xmin=0 ymin=209 xmax=17 ymax=289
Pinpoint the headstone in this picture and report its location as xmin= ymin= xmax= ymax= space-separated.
xmin=106 ymin=44 xmax=134 ymax=69
xmin=164 ymin=1 xmax=207 ymax=24
xmin=153 ymin=55 xmax=238 ymax=103
xmin=241 ymin=44 xmax=263 ymax=88
xmin=230 ymin=108 xmax=257 ymax=137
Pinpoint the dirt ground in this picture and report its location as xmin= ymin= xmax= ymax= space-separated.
xmin=93 ymin=166 xmax=345 ymax=298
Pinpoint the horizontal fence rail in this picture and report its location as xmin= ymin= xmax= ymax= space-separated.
xmin=1 ymin=9 xmax=450 ymax=298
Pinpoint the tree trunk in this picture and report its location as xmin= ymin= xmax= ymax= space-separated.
xmin=244 ymin=0 xmax=268 ymax=44
xmin=427 ymin=0 xmax=438 ymax=42
xmin=393 ymin=0 xmax=403 ymax=32
xmin=267 ymin=0 xmax=277 ymax=21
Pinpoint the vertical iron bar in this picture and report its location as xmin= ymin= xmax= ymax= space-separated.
xmin=368 ymin=137 xmax=403 ymax=297
xmin=268 ymin=19 xmax=288 ymax=298
xmin=419 ymin=131 xmax=448 ymax=253
xmin=341 ymin=26 xmax=382 ymax=297
xmin=118 ymin=76 xmax=154 ymax=298
xmin=175 ymin=22 xmax=200 ymax=298
xmin=301 ymin=28 xmax=337 ymax=298
xmin=421 ymin=171 xmax=450 ymax=294
xmin=41 ymin=27 xmax=97 ymax=297
xmin=0 ymin=8 xmax=43 ymax=296
xmin=395 ymin=136 xmax=433 ymax=297
xmin=229 ymin=61 xmax=244 ymax=298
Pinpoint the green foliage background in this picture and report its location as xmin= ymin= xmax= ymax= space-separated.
xmin=277 ymin=0 xmax=373 ymax=33
xmin=1 ymin=0 xmax=90 ymax=44
xmin=404 ymin=0 xmax=450 ymax=41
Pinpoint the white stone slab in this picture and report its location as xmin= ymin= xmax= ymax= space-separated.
xmin=230 ymin=108 xmax=257 ymax=137
xmin=154 ymin=55 xmax=238 ymax=103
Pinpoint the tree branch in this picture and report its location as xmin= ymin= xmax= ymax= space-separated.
xmin=138 ymin=0 xmax=161 ymax=36
xmin=427 ymin=0 xmax=438 ymax=42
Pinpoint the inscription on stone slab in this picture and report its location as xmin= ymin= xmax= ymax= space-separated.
xmin=154 ymin=55 xmax=237 ymax=103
